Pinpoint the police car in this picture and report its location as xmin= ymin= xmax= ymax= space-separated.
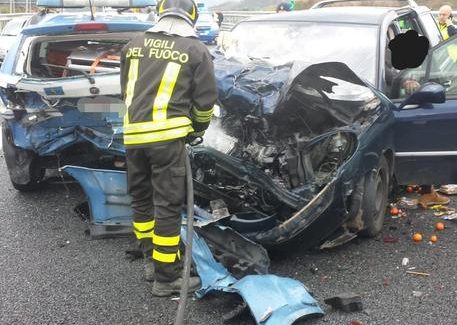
xmin=0 ymin=0 xmax=154 ymax=191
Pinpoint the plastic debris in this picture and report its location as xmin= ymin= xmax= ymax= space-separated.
xmin=438 ymin=184 xmax=457 ymax=195
xmin=397 ymin=197 xmax=419 ymax=210
xmin=442 ymin=213 xmax=457 ymax=220
xmin=412 ymin=291 xmax=423 ymax=297
xmin=406 ymin=271 xmax=430 ymax=277
xmin=309 ymin=264 xmax=319 ymax=274
xmin=402 ymin=257 xmax=409 ymax=266
xmin=433 ymin=206 xmax=455 ymax=216
xmin=324 ymin=293 xmax=363 ymax=312
xmin=351 ymin=321 xmax=364 ymax=325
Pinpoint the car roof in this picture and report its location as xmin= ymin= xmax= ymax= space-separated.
xmin=244 ymin=6 xmax=419 ymax=26
xmin=21 ymin=13 xmax=152 ymax=35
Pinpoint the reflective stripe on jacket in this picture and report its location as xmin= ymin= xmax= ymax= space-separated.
xmin=120 ymin=32 xmax=218 ymax=147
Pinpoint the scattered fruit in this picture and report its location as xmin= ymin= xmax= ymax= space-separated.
xmin=412 ymin=233 xmax=423 ymax=242
xmin=435 ymin=222 xmax=445 ymax=231
xmin=430 ymin=235 xmax=438 ymax=243
xmin=390 ymin=207 xmax=399 ymax=215
xmin=406 ymin=186 xmax=414 ymax=193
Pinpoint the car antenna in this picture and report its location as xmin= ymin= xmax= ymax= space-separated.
xmin=88 ymin=0 xmax=95 ymax=21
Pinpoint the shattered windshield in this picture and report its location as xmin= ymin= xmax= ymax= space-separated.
xmin=225 ymin=21 xmax=378 ymax=85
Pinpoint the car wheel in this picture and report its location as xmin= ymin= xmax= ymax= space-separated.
xmin=359 ymin=156 xmax=389 ymax=237
xmin=2 ymin=122 xmax=44 ymax=191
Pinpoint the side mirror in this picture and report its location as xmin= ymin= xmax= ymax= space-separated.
xmin=399 ymin=82 xmax=445 ymax=109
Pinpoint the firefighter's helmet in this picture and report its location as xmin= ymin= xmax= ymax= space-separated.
xmin=156 ymin=0 xmax=199 ymax=26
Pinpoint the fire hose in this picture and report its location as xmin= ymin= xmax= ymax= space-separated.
xmin=174 ymin=136 xmax=202 ymax=325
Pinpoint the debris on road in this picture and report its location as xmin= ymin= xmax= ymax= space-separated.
xmin=397 ymin=197 xmax=418 ymax=210
xmin=406 ymin=271 xmax=430 ymax=277
xmin=435 ymin=222 xmax=445 ymax=231
xmin=412 ymin=291 xmax=423 ymax=297
xmin=412 ymin=233 xmax=423 ymax=242
xmin=442 ymin=213 xmax=457 ymax=220
xmin=309 ymin=264 xmax=319 ymax=274
xmin=324 ymin=292 xmax=363 ymax=312
xmin=390 ymin=207 xmax=399 ymax=216
xmin=438 ymin=184 xmax=457 ymax=195
xmin=432 ymin=206 xmax=455 ymax=216
xmin=383 ymin=234 xmax=399 ymax=243
xmin=402 ymin=257 xmax=409 ymax=266
xmin=57 ymin=240 xmax=70 ymax=248
xmin=350 ymin=320 xmax=364 ymax=325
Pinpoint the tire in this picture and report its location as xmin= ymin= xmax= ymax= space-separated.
xmin=2 ymin=122 xmax=44 ymax=191
xmin=359 ymin=156 xmax=390 ymax=237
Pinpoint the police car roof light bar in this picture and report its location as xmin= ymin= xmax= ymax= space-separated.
xmin=36 ymin=0 xmax=156 ymax=8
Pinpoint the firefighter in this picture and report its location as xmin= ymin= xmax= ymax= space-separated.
xmin=120 ymin=0 xmax=218 ymax=297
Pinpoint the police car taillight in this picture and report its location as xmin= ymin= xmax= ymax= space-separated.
xmin=75 ymin=23 xmax=108 ymax=32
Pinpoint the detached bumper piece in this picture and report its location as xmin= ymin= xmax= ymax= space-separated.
xmin=61 ymin=165 xmax=133 ymax=238
xmin=181 ymin=225 xmax=324 ymax=324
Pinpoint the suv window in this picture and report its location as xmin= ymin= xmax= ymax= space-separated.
xmin=389 ymin=37 xmax=457 ymax=100
xmin=420 ymin=13 xmax=442 ymax=46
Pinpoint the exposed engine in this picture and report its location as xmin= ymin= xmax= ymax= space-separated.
xmin=193 ymin=112 xmax=357 ymax=224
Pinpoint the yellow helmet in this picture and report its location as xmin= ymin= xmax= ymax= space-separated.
xmin=156 ymin=0 xmax=199 ymax=26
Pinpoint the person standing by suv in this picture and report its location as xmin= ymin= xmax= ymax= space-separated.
xmin=120 ymin=0 xmax=218 ymax=296
xmin=438 ymin=5 xmax=457 ymax=40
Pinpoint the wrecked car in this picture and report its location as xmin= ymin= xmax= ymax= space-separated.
xmin=1 ymin=1 xmax=456 ymax=250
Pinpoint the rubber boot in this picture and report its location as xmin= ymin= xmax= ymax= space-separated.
xmin=151 ymin=276 xmax=201 ymax=297
xmin=419 ymin=187 xmax=450 ymax=208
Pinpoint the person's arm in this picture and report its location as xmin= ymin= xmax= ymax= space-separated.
xmin=190 ymin=49 xmax=218 ymax=136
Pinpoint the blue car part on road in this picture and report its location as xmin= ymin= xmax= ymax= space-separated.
xmin=181 ymin=226 xmax=324 ymax=324
xmin=62 ymin=165 xmax=132 ymax=238
xmin=63 ymin=164 xmax=324 ymax=323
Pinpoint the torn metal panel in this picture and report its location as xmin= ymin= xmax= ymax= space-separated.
xmin=181 ymin=227 xmax=323 ymax=324
xmin=195 ymin=224 xmax=270 ymax=279
xmin=230 ymin=275 xmax=323 ymax=324
xmin=61 ymin=165 xmax=133 ymax=237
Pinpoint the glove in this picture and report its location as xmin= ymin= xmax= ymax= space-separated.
xmin=186 ymin=131 xmax=205 ymax=145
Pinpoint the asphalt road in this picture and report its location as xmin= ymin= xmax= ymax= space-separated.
xmin=1 ymin=154 xmax=457 ymax=325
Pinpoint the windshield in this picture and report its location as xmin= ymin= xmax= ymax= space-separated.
xmin=226 ymin=21 xmax=379 ymax=85
xmin=1 ymin=19 xmax=26 ymax=36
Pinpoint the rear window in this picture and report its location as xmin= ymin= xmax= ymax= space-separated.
xmin=25 ymin=33 xmax=138 ymax=78
xmin=1 ymin=19 xmax=26 ymax=36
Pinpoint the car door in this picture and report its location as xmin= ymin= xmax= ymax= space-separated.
xmin=392 ymin=36 xmax=457 ymax=185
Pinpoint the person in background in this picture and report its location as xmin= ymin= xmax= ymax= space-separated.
xmin=276 ymin=1 xmax=292 ymax=13
xmin=438 ymin=5 xmax=457 ymax=41
xmin=213 ymin=11 xmax=224 ymax=28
